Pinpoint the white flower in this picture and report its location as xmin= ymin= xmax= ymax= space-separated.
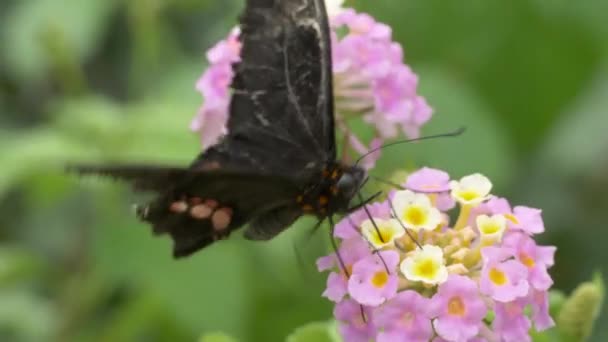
xmin=477 ymin=214 xmax=507 ymax=244
xmin=450 ymin=173 xmax=493 ymax=205
xmin=361 ymin=218 xmax=404 ymax=248
xmin=400 ymin=245 xmax=448 ymax=285
xmin=392 ymin=190 xmax=442 ymax=232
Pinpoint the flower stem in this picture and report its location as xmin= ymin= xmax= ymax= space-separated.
xmin=453 ymin=204 xmax=472 ymax=231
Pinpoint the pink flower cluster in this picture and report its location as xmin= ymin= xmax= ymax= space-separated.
xmin=191 ymin=28 xmax=241 ymax=148
xmin=191 ymin=8 xmax=431 ymax=168
xmin=317 ymin=167 xmax=556 ymax=342
xmin=331 ymin=9 xmax=432 ymax=167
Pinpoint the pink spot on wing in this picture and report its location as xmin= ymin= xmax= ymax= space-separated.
xmin=169 ymin=201 xmax=188 ymax=213
xmin=212 ymin=208 xmax=232 ymax=231
xmin=190 ymin=204 xmax=212 ymax=219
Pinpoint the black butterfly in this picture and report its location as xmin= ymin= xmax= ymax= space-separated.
xmin=72 ymin=0 xmax=370 ymax=258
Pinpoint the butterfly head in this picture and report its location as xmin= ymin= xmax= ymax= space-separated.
xmin=332 ymin=164 xmax=366 ymax=212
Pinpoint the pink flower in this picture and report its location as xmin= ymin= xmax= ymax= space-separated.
xmin=405 ymin=167 xmax=455 ymax=211
xmin=528 ymin=289 xmax=555 ymax=331
xmin=480 ymin=247 xmax=529 ymax=302
xmin=429 ymin=275 xmax=487 ymax=341
xmin=191 ymin=29 xmax=241 ymax=148
xmin=348 ymin=251 xmax=400 ymax=306
xmin=317 ymin=238 xmax=371 ymax=302
xmin=483 ymin=197 xmax=545 ymax=234
xmin=334 ymin=299 xmax=375 ymax=342
xmin=503 ymin=233 xmax=555 ymax=291
xmin=493 ymin=299 xmax=532 ymax=342
xmin=331 ymin=9 xmax=431 ymax=167
xmin=373 ymin=291 xmax=433 ymax=342
xmin=433 ymin=337 xmax=487 ymax=342
xmin=405 ymin=167 xmax=451 ymax=193
xmin=512 ymin=206 xmax=545 ymax=234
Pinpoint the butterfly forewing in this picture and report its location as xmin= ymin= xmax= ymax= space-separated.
xmin=199 ymin=0 xmax=336 ymax=180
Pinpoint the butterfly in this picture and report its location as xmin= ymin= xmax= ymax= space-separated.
xmin=71 ymin=0 xmax=372 ymax=258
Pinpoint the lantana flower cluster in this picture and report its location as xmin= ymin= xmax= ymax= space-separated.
xmin=191 ymin=4 xmax=431 ymax=168
xmin=317 ymin=167 xmax=557 ymax=342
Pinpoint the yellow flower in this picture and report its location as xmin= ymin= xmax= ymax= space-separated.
xmin=361 ymin=218 xmax=404 ymax=248
xmin=450 ymin=173 xmax=492 ymax=205
xmin=400 ymin=245 xmax=448 ymax=285
xmin=393 ymin=190 xmax=442 ymax=232
xmin=477 ymin=214 xmax=507 ymax=244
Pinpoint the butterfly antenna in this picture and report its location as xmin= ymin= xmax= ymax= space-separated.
xmin=354 ymin=127 xmax=466 ymax=166
xmin=387 ymin=196 xmax=423 ymax=250
xmin=369 ymin=175 xmax=405 ymax=190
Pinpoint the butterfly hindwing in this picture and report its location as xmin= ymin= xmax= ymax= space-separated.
xmin=73 ymin=164 xmax=301 ymax=256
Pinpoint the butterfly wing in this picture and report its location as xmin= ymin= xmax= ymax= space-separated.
xmin=193 ymin=0 xmax=336 ymax=180
xmin=72 ymin=164 xmax=301 ymax=257
xmin=70 ymin=0 xmax=338 ymax=256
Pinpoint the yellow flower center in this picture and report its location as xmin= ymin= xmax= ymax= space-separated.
xmin=504 ymin=213 xmax=520 ymax=225
xmin=414 ymin=258 xmax=438 ymax=279
xmin=458 ymin=190 xmax=480 ymax=202
xmin=481 ymin=222 xmax=501 ymax=235
xmin=489 ymin=267 xmax=508 ymax=285
xmin=370 ymin=229 xmax=392 ymax=245
xmin=404 ymin=206 xmax=426 ymax=226
xmin=371 ymin=271 xmax=389 ymax=288
xmin=448 ymin=297 xmax=466 ymax=316
xmin=520 ymin=253 xmax=536 ymax=268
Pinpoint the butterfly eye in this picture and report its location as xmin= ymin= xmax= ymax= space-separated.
xmin=336 ymin=173 xmax=357 ymax=199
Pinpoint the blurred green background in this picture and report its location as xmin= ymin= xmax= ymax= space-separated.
xmin=1 ymin=0 xmax=607 ymax=341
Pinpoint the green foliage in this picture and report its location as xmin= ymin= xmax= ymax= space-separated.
xmin=199 ymin=332 xmax=239 ymax=342
xmin=557 ymin=273 xmax=605 ymax=341
xmin=286 ymin=321 xmax=340 ymax=342
xmin=1 ymin=0 xmax=608 ymax=340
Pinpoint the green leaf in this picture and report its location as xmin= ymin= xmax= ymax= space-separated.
xmin=557 ymin=274 xmax=605 ymax=341
xmin=1 ymin=0 xmax=118 ymax=82
xmin=0 ymin=290 xmax=56 ymax=341
xmin=199 ymin=332 xmax=239 ymax=342
xmin=0 ymin=246 xmax=43 ymax=287
xmin=0 ymin=129 xmax=91 ymax=196
xmin=286 ymin=321 xmax=340 ymax=342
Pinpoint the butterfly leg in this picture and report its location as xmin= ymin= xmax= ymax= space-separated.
xmin=346 ymin=191 xmax=382 ymax=212
xmin=355 ymin=192 xmax=391 ymax=274
xmin=330 ymin=215 xmax=368 ymax=324
xmin=328 ymin=215 xmax=349 ymax=277
xmin=386 ymin=195 xmax=422 ymax=249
